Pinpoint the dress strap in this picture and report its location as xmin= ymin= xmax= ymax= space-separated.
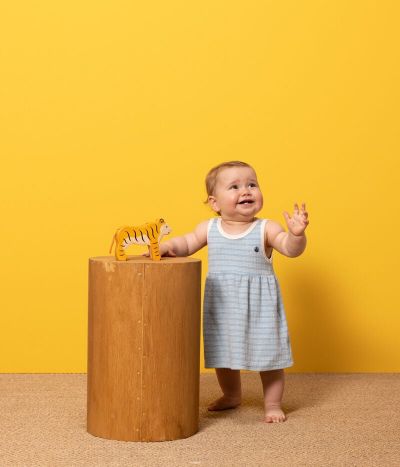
xmin=207 ymin=217 xmax=215 ymax=243
xmin=259 ymin=219 xmax=273 ymax=263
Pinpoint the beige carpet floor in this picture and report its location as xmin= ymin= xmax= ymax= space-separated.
xmin=1 ymin=373 xmax=399 ymax=466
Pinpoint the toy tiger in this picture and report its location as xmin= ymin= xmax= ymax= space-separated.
xmin=109 ymin=218 xmax=172 ymax=261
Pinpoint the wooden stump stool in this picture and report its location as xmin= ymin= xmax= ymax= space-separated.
xmin=87 ymin=255 xmax=202 ymax=441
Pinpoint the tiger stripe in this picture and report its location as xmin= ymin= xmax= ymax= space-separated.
xmin=109 ymin=218 xmax=172 ymax=261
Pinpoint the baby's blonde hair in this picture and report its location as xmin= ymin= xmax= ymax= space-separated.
xmin=204 ymin=161 xmax=254 ymax=210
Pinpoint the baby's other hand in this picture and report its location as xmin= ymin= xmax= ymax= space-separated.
xmin=142 ymin=243 xmax=176 ymax=258
xmin=160 ymin=242 xmax=177 ymax=257
xmin=283 ymin=202 xmax=309 ymax=236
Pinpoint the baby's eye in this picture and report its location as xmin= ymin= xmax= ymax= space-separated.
xmin=229 ymin=184 xmax=239 ymax=189
xmin=249 ymin=183 xmax=257 ymax=188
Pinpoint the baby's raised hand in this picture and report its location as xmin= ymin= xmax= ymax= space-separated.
xmin=283 ymin=202 xmax=309 ymax=236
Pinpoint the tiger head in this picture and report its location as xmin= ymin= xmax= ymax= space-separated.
xmin=157 ymin=218 xmax=172 ymax=237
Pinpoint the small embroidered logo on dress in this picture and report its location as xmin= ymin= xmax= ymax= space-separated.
xmin=254 ymin=246 xmax=259 ymax=252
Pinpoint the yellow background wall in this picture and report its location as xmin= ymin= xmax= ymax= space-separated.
xmin=1 ymin=1 xmax=399 ymax=372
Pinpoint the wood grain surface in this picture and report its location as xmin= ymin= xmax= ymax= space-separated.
xmin=87 ymin=256 xmax=201 ymax=441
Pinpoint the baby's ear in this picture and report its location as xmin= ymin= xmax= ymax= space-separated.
xmin=208 ymin=196 xmax=219 ymax=213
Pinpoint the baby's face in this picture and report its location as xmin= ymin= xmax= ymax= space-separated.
xmin=209 ymin=166 xmax=263 ymax=220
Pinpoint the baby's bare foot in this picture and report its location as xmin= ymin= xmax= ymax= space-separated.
xmin=207 ymin=395 xmax=241 ymax=411
xmin=263 ymin=404 xmax=286 ymax=423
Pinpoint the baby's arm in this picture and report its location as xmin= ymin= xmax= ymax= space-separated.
xmin=160 ymin=220 xmax=209 ymax=257
xmin=265 ymin=221 xmax=307 ymax=258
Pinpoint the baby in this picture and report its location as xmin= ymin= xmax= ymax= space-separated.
xmin=156 ymin=161 xmax=309 ymax=423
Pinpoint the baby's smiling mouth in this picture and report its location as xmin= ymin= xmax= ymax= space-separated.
xmin=238 ymin=200 xmax=254 ymax=205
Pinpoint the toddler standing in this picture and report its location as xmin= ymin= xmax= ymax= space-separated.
xmin=156 ymin=161 xmax=309 ymax=423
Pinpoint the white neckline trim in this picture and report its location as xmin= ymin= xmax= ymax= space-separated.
xmin=217 ymin=217 xmax=260 ymax=239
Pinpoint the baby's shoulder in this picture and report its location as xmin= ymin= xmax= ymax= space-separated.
xmin=262 ymin=218 xmax=282 ymax=229
xmin=262 ymin=219 xmax=286 ymax=246
xmin=192 ymin=219 xmax=213 ymax=242
xmin=196 ymin=218 xmax=215 ymax=230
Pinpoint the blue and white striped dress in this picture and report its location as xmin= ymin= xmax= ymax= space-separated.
xmin=203 ymin=217 xmax=294 ymax=371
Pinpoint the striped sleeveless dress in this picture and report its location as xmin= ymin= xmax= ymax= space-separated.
xmin=203 ymin=217 xmax=294 ymax=371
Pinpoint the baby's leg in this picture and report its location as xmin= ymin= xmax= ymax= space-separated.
xmin=207 ymin=368 xmax=242 ymax=411
xmin=260 ymin=369 xmax=286 ymax=423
